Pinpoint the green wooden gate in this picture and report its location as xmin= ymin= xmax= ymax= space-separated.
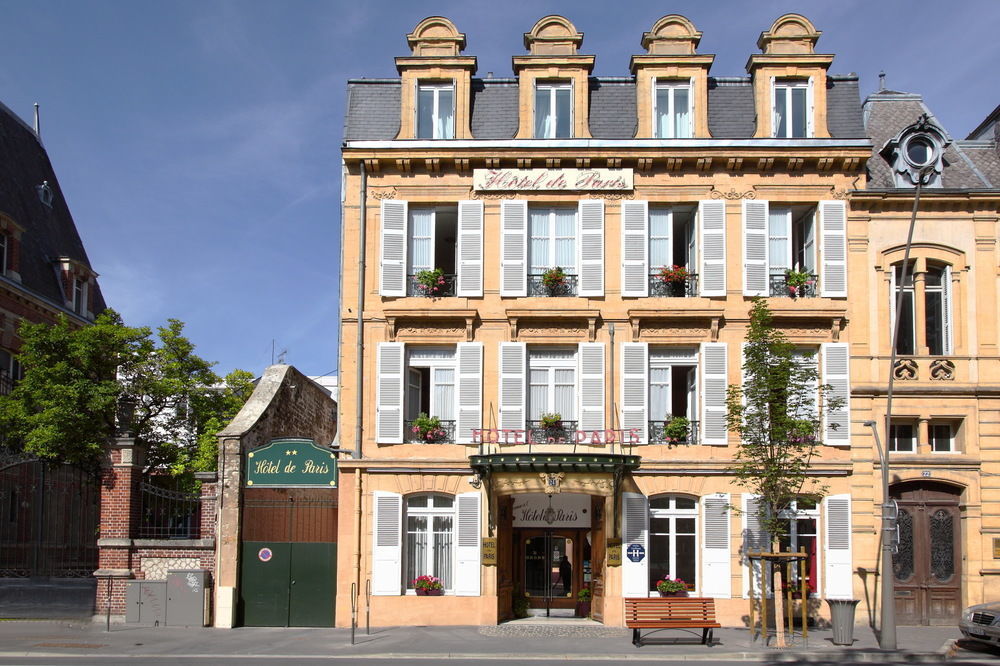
xmin=239 ymin=493 xmax=338 ymax=627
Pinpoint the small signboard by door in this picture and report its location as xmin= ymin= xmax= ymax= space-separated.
xmin=245 ymin=438 xmax=337 ymax=488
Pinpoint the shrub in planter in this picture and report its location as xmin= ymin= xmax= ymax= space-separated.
xmin=412 ymin=575 xmax=444 ymax=596
xmin=663 ymin=416 xmax=690 ymax=444
xmin=541 ymin=266 xmax=568 ymax=293
xmin=655 ymin=577 xmax=688 ymax=596
xmin=411 ymin=413 xmax=448 ymax=442
xmin=539 ymin=412 xmax=563 ymax=430
xmin=414 ymin=268 xmax=447 ymax=296
xmin=575 ymin=586 xmax=592 ymax=618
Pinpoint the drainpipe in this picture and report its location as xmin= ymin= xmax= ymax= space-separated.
xmin=354 ymin=467 xmax=363 ymax=618
xmin=354 ymin=162 xmax=367 ymax=460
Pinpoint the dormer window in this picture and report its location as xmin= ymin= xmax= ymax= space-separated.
xmin=534 ymin=81 xmax=572 ymax=138
xmin=773 ymin=79 xmax=811 ymax=138
xmin=416 ymin=83 xmax=455 ymax=139
xmin=37 ymin=181 xmax=54 ymax=208
xmin=880 ymin=114 xmax=949 ymax=188
xmin=653 ymin=81 xmax=692 ymax=138
xmin=72 ymin=277 xmax=85 ymax=315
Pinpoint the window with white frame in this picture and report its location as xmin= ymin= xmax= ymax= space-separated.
xmin=930 ymin=420 xmax=958 ymax=453
xmin=653 ymin=80 xmax=692 ymax=138
xmin=534 ymin=81 xmax=572 ymax=138
xmin=773 ymin=79 xmax=810 ymax=138
xmin=649 ymin=206 xmax=697 ymax=297
xmin=529 ymin=207 xmax=577 ymax=289
xmin=528 ymin=347 xmax=577 ymax=426
xmin=648 ymin=495 xmax=698 ymax=593
xmin=405 ymin=347 xmax=456 ymax=442
xmin=649 ymin=347 xmax=698 ymax=444
xmin=768 ymin=206 xmax=817 ymax=293
xmin=777 ymin=498 xmax=819 ymax=594
xmin=404 ymin=493 xmax=455 ymax=591
xmin=416 ymin=83 xmax=455 ymax=139
xmin=891 ymin=261 xmax=952 ymax=355
xmin=888 ymin=420 xmax=917 ymax=453
xmin=407 ymin=207 xmax=458 ymax=295
xmin=72 ymin=277 xmax=86 ymax=315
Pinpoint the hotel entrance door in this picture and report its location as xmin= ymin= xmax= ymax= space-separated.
xmin=520 ymin=530 xmax=582 ymax=614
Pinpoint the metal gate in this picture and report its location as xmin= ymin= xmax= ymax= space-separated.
xmin=0 ymin=454 xmax=99 ymax=577
xmin=239 ymin=489 xmax=337 ymax=627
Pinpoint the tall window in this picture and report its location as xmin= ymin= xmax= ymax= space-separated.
xmin=654 ymin=81 xmax=691 ymax=138
xmin=534 ymin=82 xmax=572 ymax=138
xmin=892 ymin=261 xmax=952 ymax=355
xmin=649 ymin=347 xmax=697 ymax=443
xmin=768 ymin=207 xmax=816 ymax=275
xmin=773 ymin=79 xmax=809 ymax=138
xmin=417 ymin=83 xmax=454 ymax=139
xmin=405 ymin=494 xmax=454 ymax=591
xmin=529 ymin=207 xmax=576 ymax=274
xmin=0 ymin=233 xmax=7 ymax=276
xmin=648 ymin=495 xmax=698 ymax=593
xmin=405 ymin=347 xmax=456 ymax=441
xmin=930 ymin=421 xmax=957 ymax=453
xmin=528 ymin=347 xmax=576 ymax=424
xmin=649 ymin=207 xmax=696 ymax=271
xmin=777 ymin=498 xmax=819 ymax=594
xmin=407 ymin=207 xmax=457 ymax=296
xmin=72 ymin=277 xmax=85 ymax=315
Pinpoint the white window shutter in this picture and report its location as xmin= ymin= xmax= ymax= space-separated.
xmin=700 ymin=342 xmax=728 ymax=445
xmin=698 ymin=200 xmax=726 ymax=296
xmin=943 ymin=265 xmax=953 ymax=354
xmin=499 ymin=342 xmax=526 ymax=431
xmin=578 ymin=343 xmax=605 ymax=431
xmin=500 ymin=200 xmax=527 ymax=297
xmin=456 ymin=200 xmax=483 ymax=297
xmin=741 ymin=494 xmax=770 ymax=598
xmin=620 ymin=342 xmax=649 ymax=442
xmin=824 ymin=494 xmax=853 ymax=599
xmin=701 ymin=493 xmax=731 ymax=598
xmin=456 ymin=343 xmax=483 ymax=444
xmin=455 ymin=492 xmax=482 ymax=596
xmin=819 ymin=201 xmax=847 ymax=297
xmin=620 ymin=200 xmax=648 ymax=297
xmin=371 ymin=491 xmax=403 ymax=595
xmin=742 ymin=199 xmax=769 ymax=296
xmin=621 ymin=492 xmax=649 ymax=597
xmin=379 ymin=200 xmax=408 ymax=297
xmin=821 ymin=343 xmax=850 ymax=446
xmin=376 ymin=342 xmax=405 ymax=444
xmin=578 ymin=200 xmax=605 ymax=297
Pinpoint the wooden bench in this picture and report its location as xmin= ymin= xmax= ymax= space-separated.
xmin=624 ymin=597 xmax=721 ymax=647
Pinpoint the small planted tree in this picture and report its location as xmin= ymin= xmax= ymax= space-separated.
xmin=726 ymin=298 xmax=841 ymax=645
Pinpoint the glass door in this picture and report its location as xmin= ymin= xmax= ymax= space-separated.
xmin=523 ymin=532 xmax=574 ymax=615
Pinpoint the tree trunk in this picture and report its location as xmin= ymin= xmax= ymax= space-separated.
xmin=772 ymin=557 xmax=787 ymax=647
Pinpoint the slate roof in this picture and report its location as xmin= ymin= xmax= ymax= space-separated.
xmin=0 ymin=101 xmax=105 ymax=313
xmin=863 ymin=90 xmax=996 ymax=189
xmin=343 ymin=74 xmax=865 ymax=141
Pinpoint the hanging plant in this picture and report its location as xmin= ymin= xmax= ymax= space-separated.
xmin=539 ymin=412 xmax=563 ymax=430
xmin=411 ymin=413 xmax=448 ymax=442
xmin=663 ymin=416 xmax=690 ymax=443
xmin=541 ymin=266 xmax=568 ymax=292
xmin=657 ymin=265 xmax=690 ymax=284
xmin=414 ymin=268 xmax=447 ymax=296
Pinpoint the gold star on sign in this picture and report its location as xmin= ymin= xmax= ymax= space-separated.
xmin=291 ymin=450 xmax=297 ymax=455
xmin=285 ymin=450 xmax=293 ymax=455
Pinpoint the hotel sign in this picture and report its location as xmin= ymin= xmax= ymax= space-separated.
xmin=473 ymin=168 xmax=633 ymax=192
xmin=245 ymin=438 xmax=338 ymax=488
xmin=513 ymin=493 xmax=591 ymax=528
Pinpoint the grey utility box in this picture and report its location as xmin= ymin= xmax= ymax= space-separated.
xmin=166 ymin=569 xmax=210 ymax=627
xmin=125 ymin=580 xmax=167 ymax=625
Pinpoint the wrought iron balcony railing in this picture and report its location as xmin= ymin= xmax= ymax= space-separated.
xmin=769 ymin=272 xmax=818 ymax=298
xmin=407 ymin=273 xmax=457 ymax=297
xmin=648 ymin=273 xmax=699 ymax=297
xmin=648 ymin=419 xmax=700 ymax=445
xmin=528 ymin=273 xmax=578 ymax=297
xmin=404 ymin=419 xmax=456 ymax=443
xmin=527 ymin=420 xmax=579 ymax=443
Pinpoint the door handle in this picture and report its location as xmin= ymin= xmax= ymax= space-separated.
xmin=291 ymin=580 xmax=296 ymax=585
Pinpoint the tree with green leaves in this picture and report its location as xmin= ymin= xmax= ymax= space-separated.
xmin=0 ymin=310 xmax=251 ymax=474
xmin=726 ymin=298 xmax=842 ymax=646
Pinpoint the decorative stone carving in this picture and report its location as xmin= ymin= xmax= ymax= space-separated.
xmin=470 ymin=191 xmax=506 ymax=200
xmin=539 ymin=473 xmax=565 ymax=495
xmin=893 ymin=358 xmax=918 ymax=380
xmin=587 ymin=192 xmax=635 ymax=200
xmin=369 ymin=188 xmax=397 ymax=200
xmin=141 ymin=557 xmax=200 ymax=581
xmin=929 ymin=358 xmax=956 ymax=381
xmin=711 ymin=188 xmax=756 ymax=200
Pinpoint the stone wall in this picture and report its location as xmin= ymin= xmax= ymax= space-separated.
xmin=213 ymin=364 xmax=338 ymax=627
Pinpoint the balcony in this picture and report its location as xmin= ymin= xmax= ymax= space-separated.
xmin=648 ymin=419 xmax=699 ymax=445
xmin=404 ymin=419 xmax=456 ymax=443
xmin=407 ymin=273 xmax=457 ymax=297
xmin=649 ymin=273 xmax=699 ymax=297
xmin=528 ymin=273 xmax=578 ymax=297
xmin=527 ymin=420 xmax=580 ymax=444
xmin=770 ymin=272 xmax=818 ymax=298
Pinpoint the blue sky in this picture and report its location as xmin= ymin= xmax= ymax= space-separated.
xmin=1 ymin=0 xmax=996 ymax=378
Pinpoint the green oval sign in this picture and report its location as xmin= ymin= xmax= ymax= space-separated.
xmin=245 ymin=438 xmax=338 ymax=488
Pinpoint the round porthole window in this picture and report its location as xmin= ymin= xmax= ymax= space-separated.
xmin=905 ymin=135 xmax=935 ymax=167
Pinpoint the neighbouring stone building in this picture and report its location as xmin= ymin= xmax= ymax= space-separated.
xmin=201 ymin=12 xmax=999 ymax=631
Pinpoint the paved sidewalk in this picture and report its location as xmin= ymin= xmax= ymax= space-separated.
xmin=0 ymin=618 xmax=965 ymax=662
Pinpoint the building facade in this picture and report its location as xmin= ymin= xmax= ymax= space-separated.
xmin=336 ymin=13 xmax=1000 ymax=628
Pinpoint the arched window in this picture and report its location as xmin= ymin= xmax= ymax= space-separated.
xmin=648 ymin=495 xmax=698 ymax=593
xmin=404 ymin=493 xmax=455 ymax=591
xmin=891 ymin=260 xmax=952 ymax=355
